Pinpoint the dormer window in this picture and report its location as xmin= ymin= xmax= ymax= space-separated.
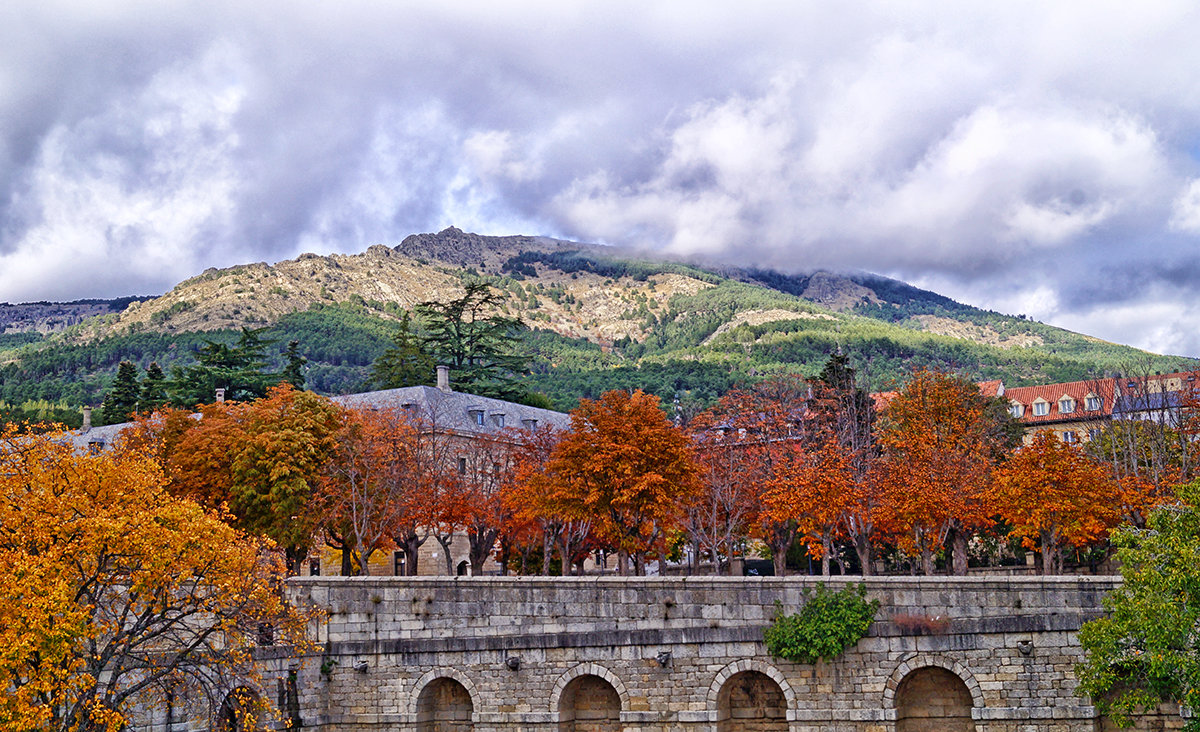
xmin=521 ymin=418 xmax=538 ymax=429
xmin=1032 ymin=399 xmax=1049 ymax=417
xmin=1085 ymin=394 xmax=1101 ymax=411
xmin=1010 ymin=402 xmax=1025 ymax=418
xmin=1058 ymin=396 xmax=1076 ymax=414
xmin=490 ymin=412 xmax=505 ymax=428
xmin=468 ymin=409 xmax=484 ymax=426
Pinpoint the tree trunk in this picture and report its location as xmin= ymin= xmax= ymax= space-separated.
xmin=285 ymin=546 xmax=307 ymax=576
xmin=358 ymin=548 xmax=374 ymax=576
xmin=542 ymin=531 xmax=554 ymax=575
xmin=950 ymin=529 xmax=969 ymax=576
xmin=820 ymin=531 xmax=832 ymax=577
xmin=469 ymin=528 xmax=498 ymax=576
xmin=341 ymin=544 xmax=355 ymax=576
xmin=436 ymin=534 xmax=454 ymax=574
xmin=855 ymin=534 xmax=873 ymax=576
xmin=920 ymin=546 xmax=934 ymax=576
xmin=617 ymin=549 xmax=629 ymax=576
xmin=402 ymin=533 xmax=423 ymax=576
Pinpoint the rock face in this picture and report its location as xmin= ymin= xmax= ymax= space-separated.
xmin=801 ymin=271 xmax=882 ymax=312
xmin=0 ymin=300 xmax=130 ymax=334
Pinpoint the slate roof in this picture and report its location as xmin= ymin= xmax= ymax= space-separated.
xmin=331 ymin=385 xmax=570 ymax=434
xmin=66 ymin=420 xmax=135 ymax=452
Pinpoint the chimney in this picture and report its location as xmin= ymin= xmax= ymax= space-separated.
xmin=436 ymin=365 xmax=451 ymax=392
xmin=81 ymin=406 xmax=92 ymax=432
xmin=215 ymin=388 xmax=226 ymax=403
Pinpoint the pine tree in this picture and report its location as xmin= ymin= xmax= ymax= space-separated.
xmin=370 ymin=312 xmax=435 ymax=389
xmin=167 ymin=328 xmax=280 ymax=407
xmin=281 ymin=341 xmax=307 ymax=390
xmin=138 ymin=362 xmax=168 ymax=413
xmin=102 ymin=361 xmax=141 ymax=424
xmin=415 ymin=282 xmax=530 ymax=399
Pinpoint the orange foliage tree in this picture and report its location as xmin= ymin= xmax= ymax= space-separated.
xmin=691 ymin=376 xmax=815 ymax=576
xmin=131 ymin=386 xmax=340 ymax=574
xmin=503 ymin=425 xmax=594 ymax=575
xmin=764 ymin=436 xmax=856 ymax=576
xmin=0 ymin=426 xmax=309 ymax=732
xmin=876 ymin=369 xmax=1014 ymax=575
xmin=319 ymin=407 xmax=421 ymax=575
xmin=993 ymin=431 xmax=1120 ymax=574
xmin=541 ymin=390 xmax=699 ymax=575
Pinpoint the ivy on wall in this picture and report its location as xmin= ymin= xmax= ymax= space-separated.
xmin=763 ymin=583 xmax=880 ymax=664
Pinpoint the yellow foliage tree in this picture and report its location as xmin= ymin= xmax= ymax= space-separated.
xmin=0 ymin=425 xmax=310 ymax=731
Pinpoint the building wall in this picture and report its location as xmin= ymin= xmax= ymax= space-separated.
xmin=185 ymin=576 xmax=1179 ymax=732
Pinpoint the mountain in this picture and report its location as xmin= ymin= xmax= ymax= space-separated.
xmin=0 ymin=228 xmax=1188 ymax=416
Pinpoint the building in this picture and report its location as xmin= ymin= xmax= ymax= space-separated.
xmin=1003 ymin=377 xmax=1116 ymax=445
xmin=319 ymin=366 xmax=571 ymax=578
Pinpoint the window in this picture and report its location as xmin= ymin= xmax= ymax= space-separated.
xmin=1062 ymin=431 xmax=1078 ymax=444
xmin=468 ymin=409 xmax=484 ymax=426
xmin=393 ymin=551 xmax=406 ymax=576
xmin=1010 ymin=403 xmax=1025 ymax=418
xmin=1033 ymin=400 xmax=1049 ymax=417
xmin=1086 ymin=395 xmax=1101 ymax=411
xmin=491 ymin=412 xmax=505 ymax=427
xmin=458 ymin=457 xmax=467 ymax=474
xmin=1088 ymin=428 xmax=1102 ymax=441
xmin=522 ymin=418 xmax=538 ymax=429
xmin=309 ymin=558 xmax=321 ymax=576
xmin=1058 ymin=397 xmax=1075 ymax=414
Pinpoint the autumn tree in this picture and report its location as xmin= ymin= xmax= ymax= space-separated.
xmin=541 ymin=389 xmax=699 ymax=575
xmin=228 ymin=386 xmax=341 ymax=573
xmin=876 ymin=369 xmax=1014 ymax=575
xmin=504 ymin=425 xmax=594 ymax=575
xmin=0 ymin=426 xmax=309 ymax=732
xmin=133 ymin=387 xmax=341 ymax=574
xmin=764 ymin=436 xmax=856 ymax=576
xmin=993 ymin=431 xmax=1120 ymax=574
xmin=319 ymin=407 xmax=418 ymax=575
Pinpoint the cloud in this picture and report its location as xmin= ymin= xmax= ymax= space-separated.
xmin=3 ymin=1 xmax=1200 ymax=356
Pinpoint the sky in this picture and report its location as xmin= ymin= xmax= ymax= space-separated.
xmin=4 ymin=2 xmax=1200 ymax=356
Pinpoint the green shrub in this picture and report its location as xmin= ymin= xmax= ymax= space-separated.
xmin=763 ymin=583 xmax=880 ymax=664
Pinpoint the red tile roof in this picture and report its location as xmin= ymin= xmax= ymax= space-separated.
xmin=1004 ymin=378 xmax=1115 ymax=425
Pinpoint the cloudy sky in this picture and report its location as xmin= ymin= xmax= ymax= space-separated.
xmin=4 ymin=2 xmax=1200 ymax=355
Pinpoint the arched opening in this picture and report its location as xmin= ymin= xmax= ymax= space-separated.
xmin=716 ymin=670 xmax=787 ymax=732
xmin=557 ymin=674 xmax=621 ymax=732
xmin=895 ymin=666 xmax=975 ymax=732
xmin=215 ymin=687 xmax=264 ymax=732
xmin=456 ymin=560 xmax=470 ymax=576
xmin=416 ymin=677 xmax=474 ymax=731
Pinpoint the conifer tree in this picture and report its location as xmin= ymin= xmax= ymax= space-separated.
xmin=281 ymin=340 xmax=307 ymax=390
xmin=138 ymin=361 xmax=168 ymax=413
xmin=370 ymin=312 xmax=435 ymax=389
xmin=416 ymin=282 xmax=529 ymax=399
xmin=101 ymin=361 xmax=141 ymax=424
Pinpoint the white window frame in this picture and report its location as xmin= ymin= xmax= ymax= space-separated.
xmin=1033 ymin=400 xmax=1049 ymax=417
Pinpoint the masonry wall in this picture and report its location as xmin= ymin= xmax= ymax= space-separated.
xmin=224 ymin=576 xmax=1177 ymax=732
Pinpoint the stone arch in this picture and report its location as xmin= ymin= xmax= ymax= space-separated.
xmin=410 ymin=669 xmax=478 ymax=730
xmin=707 ymin=659 xmax=795 ymax=729
xmin=881 ymin=654 xmax=984 ymax=711
xmin=550 ymin=663 xmax=629 ymax=715
xmin=214 ymin=686 xmax=266 ymax=732
xmin=556 ymin=674 xmax=622 ymax=732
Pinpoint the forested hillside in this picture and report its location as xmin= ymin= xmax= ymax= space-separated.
xmin=1 ymin=228 xmax=1188 ymax=422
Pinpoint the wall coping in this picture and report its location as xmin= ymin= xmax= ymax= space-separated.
xmin=289 ymin=574 xmax=1121 ymax=589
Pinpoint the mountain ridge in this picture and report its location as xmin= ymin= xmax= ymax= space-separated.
xmin=0 ymin=228 xmax=1187 ymax=414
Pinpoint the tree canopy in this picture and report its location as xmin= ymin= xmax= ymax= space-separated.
xmin=0 ymin=425 xmax=309 ymax=731
xmin=1079 ymin=480 xmax=1200 ymax=729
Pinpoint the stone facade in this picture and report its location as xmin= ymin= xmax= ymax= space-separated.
xmin=175 ymin=576 xmax=1179 ymax=731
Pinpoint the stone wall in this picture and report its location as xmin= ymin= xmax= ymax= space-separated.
xmin=203 ymin=576 xmax=1178 ymax=731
